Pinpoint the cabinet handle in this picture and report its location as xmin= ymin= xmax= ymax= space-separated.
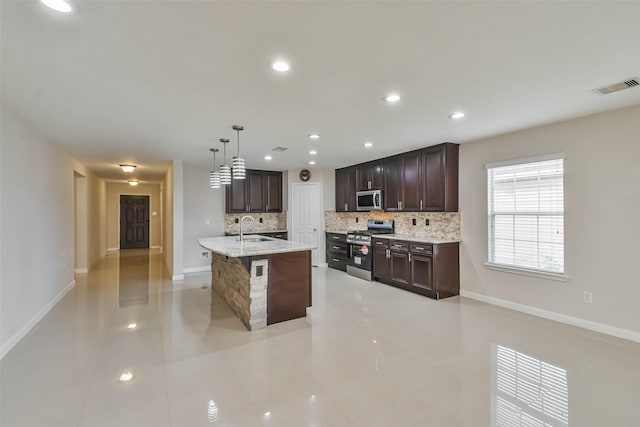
xmin=409 ymin=253 xmax=412 ymax=263
xmin=386 ymin=249 xmax=390 ymax=258
xmin=344 ymin=203 xmax=348 ymax=211
xmin=266 ymin=203 xmax=269 ymax=211
xmin=399 ymin=201 xmax=403 ymax=210
xmin=420 ymin=200 xmax=423 ymax=211
xmin=368 ymin=180 xmax=372 ymax=189
xmin=332 ymin=246 xmax=340 ymax=249
xmin=332 ymin=258 xmax=340 ymax=262
xmin=415 ymin=246 xmax=424 ymax=250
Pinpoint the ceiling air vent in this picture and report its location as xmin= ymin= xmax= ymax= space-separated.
xmin=272 ymin=147 xmax=288 ymax=152
xmin=593 ymin=78 xmax=639 ymax=95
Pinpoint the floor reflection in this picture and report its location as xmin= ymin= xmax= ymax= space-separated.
xmin=494 ymin=344 xmax=569 ymax=427
xmin=118 ymin=249 xmax=150 ymax=308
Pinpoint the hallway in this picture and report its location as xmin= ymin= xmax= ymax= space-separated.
xmin=1 ymin=249 xmax=639 ymax=426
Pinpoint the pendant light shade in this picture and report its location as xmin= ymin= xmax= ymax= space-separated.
xmin=209 ymin=148 xmax=221 ymax=189
xmin=232 ymin=125 xmax=246 ymax=180
xmin=219 ymin=139 xmax=232 ymax=185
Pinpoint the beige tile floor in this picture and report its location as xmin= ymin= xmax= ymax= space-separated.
xmin=1 ymin=248 xmax=639 ymax=426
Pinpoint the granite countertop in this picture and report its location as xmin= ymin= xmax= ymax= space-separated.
xmin=199 ymin=236 xmax=316 ymax=257
xmin=371 ymin=234 xmax=461 ymax=244
xmin=225 ymin=229 xmax=288 ymax=236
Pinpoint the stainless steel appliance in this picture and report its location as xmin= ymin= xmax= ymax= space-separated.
xmin=356 ymin=189 xmax=383 ymax=211
xmin=346 ymin=219 xmax=394 ymax=280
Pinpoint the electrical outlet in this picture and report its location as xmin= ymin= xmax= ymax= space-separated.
xmin=412 ymin=218 xmax=416 ymax=226
xmin=235 ymin=218 xmax=239 ymax=223
xmin=259 ymin=217 xmax=263 ymax=223
xmin=582 ymin=291 xmax=593 ymax=304
xmin=355 ymin=217 xmax=359 ymax=223
xmin=425 ymin=219 xmax=430 ymax=226
xmin=200 ymin=251 xmax=210 ymax=260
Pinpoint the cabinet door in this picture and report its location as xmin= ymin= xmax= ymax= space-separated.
xmin=346 ymin=167 xmax=357 ymax=211
xmin=410 ymin=254 xmax=434 ymax=292
xmin=335 ymin=168 xmax=349 ymax=212
xmin=421 ymin=146 xmax=445 ymax=211
xmin=389 ymin=251 xmax=410 ymax=285
xmin=383 ymin=157 xmax=401 ymax=211
xmin=226 ymin=178 xmax=248 ymax=213
xmin=265 ymin=172 xmax=282 ymax=212
xmin=401 ymin=152 xmax=421 ymax=211
xmin=373 ymin=246 xmax=390 ymax=281
xmin=356 ymin=163 xmax=373 ymax=191
xmin=371 ymin=162 xmax=384 ymax=189
xmin=248 ymin=171 xmax=266 ymax=212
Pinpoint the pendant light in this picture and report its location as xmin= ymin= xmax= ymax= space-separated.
xmin=219 ymin=138 xmax=232 ymax=185
xmin=209 ymin=148 xmax=221 ymax=189
xmin=232 ymin=125 xmax=246 ymax=180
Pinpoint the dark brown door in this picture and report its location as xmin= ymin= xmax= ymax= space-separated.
xmin=371 ymin=162 xmax=384 ymax=189
xmin=421 ymin=146 xmax=445 ymax=211
xmin=248 ymin=171 xmax=265 ymax=212
xmin=356 ymin=163 xmax=373 ymax=191
xmin=265 ymin=172 xmax=282 ymax=212
xmin=120 ymin=195 xmax=150 ymax=249
xmin=226 ymin=178 xmax=248 ymax=213
xmin=384 ymin=157 xmax=401 ymax=211
xmin=409 ymin=254 xmax=434 ymax=291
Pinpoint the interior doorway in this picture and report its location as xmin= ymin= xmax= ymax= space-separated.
xmin=291 ymin=183 xmax=320 ymax=266
xmin=120 ymin=195 xmax=150 ymax=249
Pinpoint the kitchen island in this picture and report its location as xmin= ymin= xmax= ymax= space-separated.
xmin=198 ymin=235 xmax=315 ymax=330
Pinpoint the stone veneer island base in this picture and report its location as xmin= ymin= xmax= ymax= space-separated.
xmin=199 ymin=234 xmax=315 ymax=331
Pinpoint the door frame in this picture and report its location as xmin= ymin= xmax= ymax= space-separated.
xmin=290 ymin=182 xmax=321 ymax=267
xmin=118 ymin=193 xmax=153 ymax=249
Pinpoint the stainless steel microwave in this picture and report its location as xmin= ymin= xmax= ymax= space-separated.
xmin=356 ymin=190 xmax=383 ymax=211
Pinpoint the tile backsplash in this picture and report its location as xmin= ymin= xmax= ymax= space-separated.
xmin=324 ymin=211 xmax=460 ymax=240
xmin=224 ymin=212 xmax=287 ymax=234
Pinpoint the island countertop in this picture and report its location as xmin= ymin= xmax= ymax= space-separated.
xmin=199 ymin=235 xmax=316 ymax=257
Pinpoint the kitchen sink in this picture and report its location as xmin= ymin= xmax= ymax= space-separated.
xmin=239 ymin=237 xmax=272 ymax=243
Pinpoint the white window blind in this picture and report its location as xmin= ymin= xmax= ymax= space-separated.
xmin=487 ymin=157 xmax=564 ymax=274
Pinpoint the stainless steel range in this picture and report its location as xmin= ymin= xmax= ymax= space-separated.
xmin=346 ymin=219 xmax=394 ymax=281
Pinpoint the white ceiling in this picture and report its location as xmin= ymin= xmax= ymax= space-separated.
xmin=2 ymin=1 xmax=640 ymax=182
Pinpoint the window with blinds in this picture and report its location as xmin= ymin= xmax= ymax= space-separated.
xmin=487 ymin=156 xmax=564 ymax=274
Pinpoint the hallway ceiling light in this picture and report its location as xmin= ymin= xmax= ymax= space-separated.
xmin=118 ymin=371 xmax=134 ymax=382
xmin=449 ymin=111 xmax=465 ymax=119
xmin=264 ymin=155 xmax=272 ymax=161
xmin=219 ymin=139 xmax=232 ymax=185
xmin=309 ymin=150 xmax=317 ymax=155
xmin=364 ymin=142 xmax=373 ymax=148
xmin=309 ymin=160 xmax=316 ymax=165
xmin=40 ymin=0 xmax=72 ymax=13
xmin=127 ymin=323 xmax=138 ymax=330
xmin=128 ymin=180 xmax=139 ymax=186
xmin=232 ymin=125 xmax=246 ymax=180
xmin=120 ymin=164 xmax=136 ymax=173
xmin=209 ymin=148 xmax=221 ymax=189
xmin=309 ymin=134 xmax=320 ymax=140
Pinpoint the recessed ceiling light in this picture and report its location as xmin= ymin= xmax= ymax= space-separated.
xmin=118 ymin=371 xmax=134 ymax=382
xmin=364 ymin=142 xmax=373 ymax=148
xmin=128 ymin=180 xmax=139 ymax=187
xmin=309 ymin=150 xmax=317 ymax=155
xmin=309 ymin=161 xmax=316 ymax=165
xmin=40 ymin=0 xmax=72 ymax=13
xmin=120 ymin=164 xmax=136 ymax=173
xmin=450 ymin=112 xmax=465 ymax=119
xmin=264 ymin=155 xmax=272 ymax=161
xmin=127 ymin=323 xmax=138 ymax=330
xmin=384 ymin=93 xmax=401 ymax=103
xmin=309 ymin=134 xmax=320 ymax=140
xmin=271 ymin=61 xmax=290 ymax=72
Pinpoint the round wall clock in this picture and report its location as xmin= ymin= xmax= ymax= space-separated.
xmin=299 ymin=169 xmax=311 ymax=182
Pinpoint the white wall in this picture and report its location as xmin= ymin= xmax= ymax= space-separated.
xmin=182 ymin=162 xmax=225 ymax=273
xmin=459 ymin=104 xmax=640 ymax=336
xmin=0 ymin=104 xmax=106 ymax=357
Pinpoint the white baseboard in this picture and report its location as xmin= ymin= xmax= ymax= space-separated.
xmin=172 ymin=274 xmax=185 ymax=281
xmin=183 ymin=266 xmax=211 ymax=274
xmin=74 ymin=267 xmax=88 ymax=274
xmin=318 ymin=263 xmax=328 ymax=268
xmin=106 ymin=247 xmax=119 ymax=252
xmin=460 ymin=290 xmax=640 ymax=344
xmin=151 ymin=245 xmax=161 ymax=249
xmin=1 ymin=279 xmax=76 ymax=360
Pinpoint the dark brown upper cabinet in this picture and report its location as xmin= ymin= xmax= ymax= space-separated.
xmin=356 ymin=162 xmax=384 ymax=191
xmin=335 ymin=167 xmax=357 ymax=212
xmin=226 ymin=169 xmax=283 ymax=213
xmin=336 ymin=142 xmax=459 ymax=213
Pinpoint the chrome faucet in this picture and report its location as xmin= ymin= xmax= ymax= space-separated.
xmin=239 ymin=215 xmax=256 ymax=241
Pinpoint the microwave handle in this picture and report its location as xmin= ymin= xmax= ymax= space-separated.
xmin=374 ymin=193 xmax=379 ymax=208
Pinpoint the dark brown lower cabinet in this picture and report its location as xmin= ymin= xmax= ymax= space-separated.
xmin=373 ymin=238 xmax=459 ymax=299
xmin=326 ymin=232 xmax=348 ymax=271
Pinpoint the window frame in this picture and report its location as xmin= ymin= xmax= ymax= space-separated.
xmin=485 ymin=153 xmax=568 ymax=281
